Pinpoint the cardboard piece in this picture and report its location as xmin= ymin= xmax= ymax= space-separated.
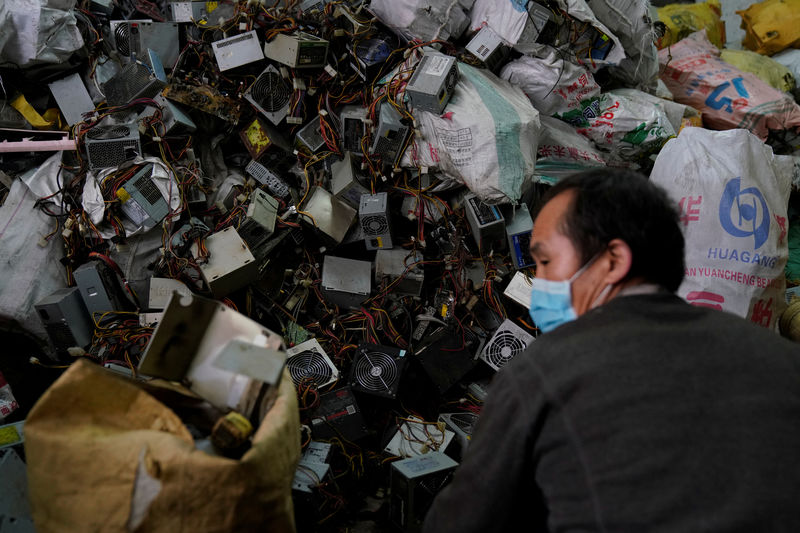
xmin=24 ymin=360 xmax=301 ymax=532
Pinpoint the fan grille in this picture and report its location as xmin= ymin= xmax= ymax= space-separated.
xmin=250 ymin=71 xmax=291 ymax=112
xmin=362 ymin=215 xmax=388 ymax=236
xmin=352 ymin=350 xmax=400 ymax=396
xmin=87 ymin=125 xmax=131 ymax=140
xmin=484 ymin=331 xmax=526 ymax=369
xmin=288 ymin=350 xmax=334 ymax=387
xmin=115 ymin=24 xmax=131 ymax=56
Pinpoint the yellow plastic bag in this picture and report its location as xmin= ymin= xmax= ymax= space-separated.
xmin=657 ymin=0 xmax=726 ymax=49
xmin=738 ymin=0 xmax=800 ymax=56
xmin=721 ymin=48 xmax=796 ymax=92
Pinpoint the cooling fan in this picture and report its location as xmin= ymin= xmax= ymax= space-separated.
xmin=480 ymin=319 xmax=535 ymax=371
xmin=350 ymin=344 xmax=408 ymax=398
xmin=362 ymin=215 xmax=389 ymax=236
xmin=244 ymin=65 xmax=291 ymax=125
xmin=286 ymin=339 xmax=339 ymax=388
xmin=87 ymin=125 xmax=132 ymax=141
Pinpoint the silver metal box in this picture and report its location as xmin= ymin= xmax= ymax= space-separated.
xmin=35 ymin=287 xmax=94 ymax=358
xmin=192 ymin=226 xmax=258 ymax=297
xmin=244 ymin=64 xmax=291 ymax=125
xmin=299 ymin=187 xmax=356 ymax=245
xmin=263 ymin=32 xmax=329 ymax=69
xmin=359 ymin=192 xmax=392 ymax=250
xmin=138 ymin=93 xmax=197 ymax=136
xmin=505 ymin=204 xmax=534 ymax=269
xmin=331 ymin=151 xmax=369 ymax=208
xmin=374 ymin=248 xmax=424 ymax=297
xmin=464 ymin=193 xmax=505 ymax=252
xmin=119 ymin=163 xmax=170 ymax=226
xmin=371 ymin=103 xmax=410 ymax=168
xmin=237 ymin=189 xmax=279 ymax=250
xmin=212 ymin=30 xmax=264 ymax=71
xmin=48 ymin=73 xmax=95 ymax=126
xmin=405 ymin=52 xmax=459 ymax=115
xmin=245 ymin=159 xmax=290 ymax=198
xmin=339 ymin=105 xmax=368 ymax=153
xmin=466 ymin=25 xmax=509 ymax=72
xmin=321 ymin=255 xmax=372 ymax=310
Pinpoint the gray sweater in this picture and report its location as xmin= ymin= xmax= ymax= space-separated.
xmin=423 ymin=293 xmax=800 ymax=532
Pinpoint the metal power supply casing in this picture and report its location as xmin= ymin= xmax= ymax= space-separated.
xmin=374 ymin=248 xmax=424 ymax=297
xmin=464 ymin=193 xmax=505 ymax=252
xmin=390 ymin=452 xmax=458 ymax=532
xmin=359 ymin=192 xmax=392 ymax=250
xmin=505 ymin=204 xmax=535 ymax=269
xmin=192 ymin=226 xmax=258 ymax=297
xmin=331 ymin=151 xmax=369 ymax=208
xmin=35 ymin=287 xmax=94 ymax=358
xmin=263 ymin=32 xmax=329 ymax=69
xmin=405 ymin=52 xmax=459 ymax=115
xmin=321 ymin=255 xmax=371 ymax=310
xmin=237 ymin=189 xmax=279 ymax=250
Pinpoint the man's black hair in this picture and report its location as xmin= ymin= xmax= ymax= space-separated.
xmin=539 ymin=168 xmax=685 ymax=293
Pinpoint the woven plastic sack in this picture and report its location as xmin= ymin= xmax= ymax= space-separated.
xmin=658 ymin=30 xmax=800 ymax=140
xmin=738 ymin=0 xmax=800 ymax=56
xmin=720 ymin=49 xmax=795 ymax=93
xmin=369 ymin=0 xmax=473 ymax=42
xmin=656 ymin=0 xmax=725 ymax=49
xmin=469 ymin=0 xmax=625 ymax=68
xmin=553 ymin=89 xmax=675 ymax=163
xmin=404 ymin=64 xmax=540 ymax=204
xmin=533 ymin=116 xmax=607 ymax=185
xmin=651 ymin=127 xmax=793 ymax=330
xmin=499 ymin=51 xmax=601 ymax=116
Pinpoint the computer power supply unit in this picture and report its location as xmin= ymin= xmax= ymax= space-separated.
xmin=349 ymin=343 xmax=408 ymax=399
xmin=438 ymin=412 xmax=479 ymax=452
xmin=103 ymin=56 xmax=166 ymax=107
xmin=310 ymin=386 xmax=369 ymax=441
xmin=466 ymin=25 xmax=510 ymax=73
xmin=506 ymin=204 xmax=535 ymax=269
xmin=286 ymin=338 xmax=339 ymax=389
xmin=331 ymin=151 xmax=369 ymax=208
xmin=339 ymin=105 xmax=369 ymax=154
xmin=359 ymin=192 xmax=392 ymax=250
xmin=239 ymin=115 xmax=291 ymax=160
xmin=212 ymin=30 xmax=265 ymax=71
xmin=263 ymin=32 xmax=329 ymax=69
xmin=73 ymin=260 xmax=131 ymax=318
xmin=390 ymin=452 xmax=458 ymax=532
xmin=295 ymin=117 xmax=326 ymax=154
xmin=117 ymin=163 xmax=170 ymax=226
xmin=138 ymin=93 xmax=197 ymax=136
xmin=299 ymin=187 xmax=356 ymax=245
xmin=464 ymin=193 xmax=505 ymax=252
xmin=48 ymin=73 xmax=95 ymax=126
xmin=35 ymin=287 xmax=94 ymax=359
xmin=192 ymin=226 xmax=258 ymax=297
xmin=245 ymin=64 xmax=292 ymax=125
xmin=480 ymin=319 xmax=534 ymax=371
xmin=374 ymin=247 xmax=424 ymax=297
xmin=321 ymin=255 xmax=371 ymax=310
xmin=237 ymin=189 xmax=279 ymax=250
xmin=84 ymin=123 xmax=142 ymax=170
xmin=405 ymin=51 xmax=459 ymax=115
xmin=371 ymin=103 xmax=410 ymax=168
xmin=245 ymin=159 xmax=291 ymax=198
xmin=110 ymin=20 xmax=180 ymax=69
xmin=413 ymin=325 xmax=481 ymax=394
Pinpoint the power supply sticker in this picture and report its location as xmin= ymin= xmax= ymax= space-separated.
xmin=425 ymin=56 xmax=451 ymax=77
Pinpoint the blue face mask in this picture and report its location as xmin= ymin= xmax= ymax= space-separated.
xmin=529 ymin=256 xmax=601 ymax=333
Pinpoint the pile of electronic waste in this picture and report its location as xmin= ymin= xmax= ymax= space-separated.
xmin=1 ymin=0 xmax=800 ymax=530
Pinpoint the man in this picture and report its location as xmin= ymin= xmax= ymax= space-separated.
xmin=423 ymin=169 xmax=800 ymax=532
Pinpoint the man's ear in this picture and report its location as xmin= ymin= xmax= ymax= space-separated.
xmin=604 ymin=238 xmax=633 ymax=284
